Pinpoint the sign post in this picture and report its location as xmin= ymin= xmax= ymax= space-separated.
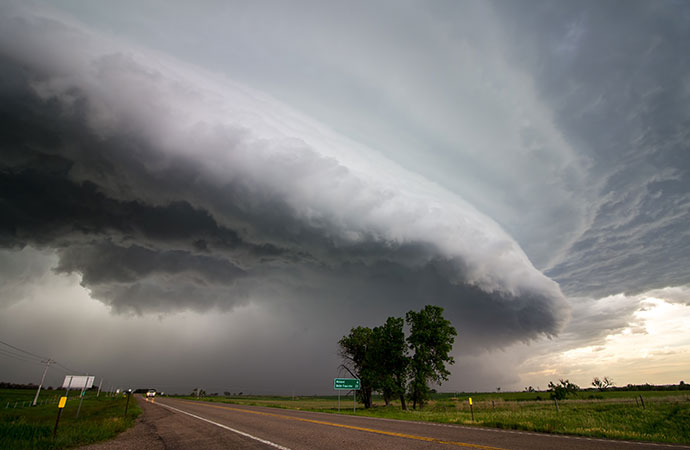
xmin=61 ymin=375 xmax=94 ymax=419
xmin=469 ymin=397 xmax=474 ymax=421
xmin=75 ymin=374 xmax=91 ymax=419
xmin=124 ymin=389 xmax=132 ymax=418
xmin=53 ymin=397 xmax=67 ymax=439
xmin=64 ymin=376 xmax=73 ymax=398
xmin=334 ymin=378 xmax=361 ymax=413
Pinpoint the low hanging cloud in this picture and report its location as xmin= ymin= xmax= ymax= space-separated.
xmin=0 ymin=3 xmax=568 ymax=348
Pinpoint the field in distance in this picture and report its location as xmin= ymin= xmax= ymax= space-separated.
xmin=179 ymin=389 xmax=690 ymax=445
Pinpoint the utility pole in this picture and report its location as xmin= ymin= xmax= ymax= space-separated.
xmin=33 ymin=359 xmax=55 ymax=406
xmin=97 ymin=378 xmax=103 ymax=397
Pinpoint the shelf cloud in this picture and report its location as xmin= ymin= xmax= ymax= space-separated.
xmin=2 ymin=0 xmax=689 ymax=393
xmin=0 ymin=3 xmax=568 ymax=348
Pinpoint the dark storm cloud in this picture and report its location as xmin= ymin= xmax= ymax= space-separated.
xmin=0 ymin=2 xmax=568 ymax=348
xmin=490 ymin=0 xmax=690 ymax=298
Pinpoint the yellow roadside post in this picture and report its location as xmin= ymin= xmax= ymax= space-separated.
xmin=469 ymin=397 xmax=474 ymax=422
xmin=124 ymin=389 xmax=132 ymax=418
xmin=53 ymin=396 xmax=67 ymax=438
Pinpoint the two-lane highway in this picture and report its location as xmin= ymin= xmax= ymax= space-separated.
xmin=134 ymin=396 xmax=690 ymax=450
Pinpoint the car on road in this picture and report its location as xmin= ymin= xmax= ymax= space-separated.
xmin=146 ymin=389 xmax=156 ymax=398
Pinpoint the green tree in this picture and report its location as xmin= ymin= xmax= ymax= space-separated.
xmin=371 ymin=317 xmax=410 ymax=409
xmin=338 ymin=326 xmax=376 ymax=408
xmin=548 ymin=379 xmax=579 ymax=400
xmin=191 ymin=388 xmax=206 ymax=397
xmin=592 ymin=376 xmax=614 ymax=391
xmin=406 ymin=305 xmax=457 ymax=409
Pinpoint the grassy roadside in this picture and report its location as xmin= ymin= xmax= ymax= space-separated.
xmin=0 ymin=389 xmax=141 ymax=450
xmin=178 ymin=391 xmax=690 ymax=445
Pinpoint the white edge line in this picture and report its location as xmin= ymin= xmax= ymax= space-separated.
xmin=156 ymin=401 xmax=292 ymax=450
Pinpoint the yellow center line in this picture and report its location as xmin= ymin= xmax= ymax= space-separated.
xmin=175 ymin=399 xmax=506 ymax=450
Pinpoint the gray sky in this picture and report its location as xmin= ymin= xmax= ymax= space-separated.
xmin=1 ymin=0 xmax=689 ymax=394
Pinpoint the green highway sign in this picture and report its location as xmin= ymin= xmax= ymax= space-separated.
xmin=334 ymin=378 xmax=360 ymax=390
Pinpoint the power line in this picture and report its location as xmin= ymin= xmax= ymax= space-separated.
xmin=0 ymin=339 xmax=48 ymax=360
xmin=55 ymin=361 xmax=80 ymax=374
xmin=0 ymin=345 xmax=43 ymax=361
xmin=0 ymin=338 xmax=83 ymax=375
xmin=0 ymin=338 xmax=106 ymax=404
xmin=0 ymin=348 xmax=45 ymax=365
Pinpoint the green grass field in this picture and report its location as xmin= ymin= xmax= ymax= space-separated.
xmin=181 ymin=390 xmax=690 ymax=445
xmin=0 ymin=389 xmax=140 ymax=450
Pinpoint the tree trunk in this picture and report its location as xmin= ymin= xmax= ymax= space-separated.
xmin=361 ymin=387 xmax=372 ymax=408
xmin=383 ymin=389 xmax=391 ymax=407
xmin=399 ymin=394 xmax=407 ymax=410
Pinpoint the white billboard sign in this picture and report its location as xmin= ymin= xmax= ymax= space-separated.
xmin=62 ymin=375 xmax=95 ymax=390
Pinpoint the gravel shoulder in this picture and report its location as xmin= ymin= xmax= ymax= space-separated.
xmin=78 ymin=397 xmax=164 ymax=450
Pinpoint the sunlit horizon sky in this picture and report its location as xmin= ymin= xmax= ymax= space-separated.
xmin=1 ymin=0 xmax=689 ymax=394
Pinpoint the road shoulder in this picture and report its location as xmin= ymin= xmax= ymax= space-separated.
xmin=79 ymin=397 xmax=164 ymax=450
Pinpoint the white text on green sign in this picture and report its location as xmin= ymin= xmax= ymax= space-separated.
xmin=334 ymin=378 xmax=361 ymax=390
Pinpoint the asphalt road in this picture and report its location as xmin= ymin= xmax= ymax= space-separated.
xmin=89 ymin=396 xmax=690 ymax=450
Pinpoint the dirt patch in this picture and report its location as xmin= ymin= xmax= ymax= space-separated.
xmin=79 ymin=397 xmax=165 ymax=450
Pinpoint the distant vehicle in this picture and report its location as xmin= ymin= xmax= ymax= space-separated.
xmin=146 ymin=389 xmax=156 ymax=398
